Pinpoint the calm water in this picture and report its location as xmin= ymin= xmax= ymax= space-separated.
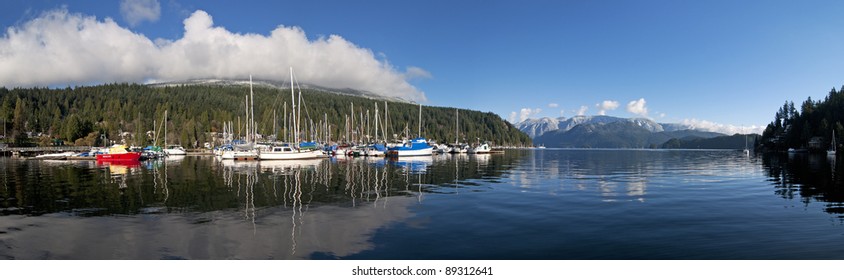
xmin=1 ymin=150 xmax=843 ymax=259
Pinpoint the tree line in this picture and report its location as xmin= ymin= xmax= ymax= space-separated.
xmin=0 ymin=84 xmax=531 ymax=148
xmin=760 ymin=86 xmax=844 ymax=151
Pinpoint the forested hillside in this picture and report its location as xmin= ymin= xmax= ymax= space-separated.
xmin=0 ymin=84 xmax=531 ymax=147
xmin=760 ymin=87 xmax=844 ymax=151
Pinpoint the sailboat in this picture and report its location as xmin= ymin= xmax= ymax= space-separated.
xmin=468 ymin=138 xmax=492 ymax=154
xmin=259 ymin=68 xmax=325 ymax=160
xmin=220 ymin=76 xmax=259 ymax=160
xmin=387 ymin=103 xmax=434 ymax=157
xmin=363 ymin=102 xmax=387 ymax=157
xmin=162 ymin=110 xmax=187 ymax=156
xmin=743 ymin=134 xmax=750 ymax=156
xmin=448 ymin=109 xmax=464 ymax=154
xmin=828 ymin=132 xmax=837 ymax=157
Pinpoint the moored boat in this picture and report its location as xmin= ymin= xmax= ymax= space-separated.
xmin=34 ymin=151 xmax=75 ymax=160
xmin=96 ymin=144 xmax=142 ymax=162
xmin=164 ymin=145 xmax=187 ymax=156
xmin=387 ymin=137 xmax=434 ymax=157
xmin=468 ymin=142 xmax=492 ymax=154
xmin=259 ymin=144 xmax=325 ymax=160
xmin=829 ymin=132 xmax=837 ymax=157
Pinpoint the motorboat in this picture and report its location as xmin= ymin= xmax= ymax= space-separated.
xmin=387 ymin=138 xmax=434 ymax=157
xmin=96 ymin=144 xmax=142 ymax=162
xmin=164 ymin=145 xmax=187 ymax=156
xmin=259 ymin=144 xmax=325 ymax=160
xmin=468 ymin=142 xmax=492 ymax=154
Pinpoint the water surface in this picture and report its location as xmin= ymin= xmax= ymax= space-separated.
xmin=1 ymin=150 xmax=843 ymax=259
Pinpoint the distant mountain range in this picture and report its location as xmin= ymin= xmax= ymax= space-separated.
xmin=517 ymin=116 xmax=752 ymax=149
xmin=147 ymin=78 xmax=411 ymax=103
xmin=516 ymin=115 xmax=689 ymax=138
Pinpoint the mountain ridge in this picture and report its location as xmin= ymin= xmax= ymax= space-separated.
xmin=515 ymin=115 xmax=694 ymax=138
xmin=147 ymin=78 xmax=412 ymax=103
xmin=532 ymin=120 xmax=726 ymax=148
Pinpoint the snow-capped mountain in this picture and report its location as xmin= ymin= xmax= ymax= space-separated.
xmin=516 ymin=115 xmax=691 ymax=138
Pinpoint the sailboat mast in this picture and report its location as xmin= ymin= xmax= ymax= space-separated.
xmin=244 ymin=95 xmax=249 ymax=143
xmin=249 ymin=75 xmax=255 ymax=143
xmin=384 ymin=101 xmax=389 ymax=141
xmin=456 ymin=109 xmax=459 ymax=144
xmin=375 ymin=103 xmax=379 ymax=143
xmin=325 ymin=113 xmax=328 ymax=143
xmin=290 ymin=67 xmax=297 ymax=144
xmin=164 ymin=110 xmax=167 ymax=147
xmin=418 ymin=103 xmax=422 ymax=137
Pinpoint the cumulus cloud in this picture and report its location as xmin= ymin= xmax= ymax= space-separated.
xmin=508 ymin=111 xmax=518 ymax=124
xmin=626 ymin=98 xmax=648 ymax=116
xmin=548 ymin=103 xmax=559 ymax=108
xmin=120 ymin=0 xmax=161 ymax=27
xmin=595 ymin=100 xmax=619 ymax=115
xmin=681 ymin=119 xmax=764 ymax=135
xmin=518 ymin=108 xmax=542 ymax=122
xmin=575 ymin=106 xmax=588 ymax=116
xmin=0 ymin=9 xmax=427 ymax=102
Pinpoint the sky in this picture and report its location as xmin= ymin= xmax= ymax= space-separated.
xmin=3 ymin=0 xmax=844 ymax=135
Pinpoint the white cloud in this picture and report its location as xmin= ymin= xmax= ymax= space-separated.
xmin=576 ymin=105 xmax=588 ymax=116
xmin=548 ymin=103 xmax=559 ymax=108
xmin=518 ymin=108 xmax=542 ymax=122
xmin=0 ymin=9 xmax=427 ymax=102
xmin=626 ymin=98 xmax=648 ymax=116
xmin=120 ymin=0 xmax=161 ymax=27
xmin=509 ymin=112 xmax=517 ymax=123
xmin=681 ymin=119 xmax=764 ymax=135
xmin=404 ymin=66 xmax=432 ymax=80
xmin=595 ymin=100 xmax=619 ymax=115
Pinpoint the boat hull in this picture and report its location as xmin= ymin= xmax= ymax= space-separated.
xmin=387 ymin=147 xmax=434 ymax=157
xmin=259 ymin=150 xmax=325 ymax=160
xmin=164 ymin=148 xmax=187 ymax=156
xmin=96 ymin=152 xmax=142 ymax=162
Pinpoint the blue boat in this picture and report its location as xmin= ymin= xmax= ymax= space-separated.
xmin=387 ymin=138 xmax=434 ymax=157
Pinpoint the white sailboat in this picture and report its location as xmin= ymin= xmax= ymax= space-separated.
xmin=363 ymin=102 xmax=387 ymax=157
xmin=259 ymin=68 xmax=326 ymax=161
xmin=828 ymin=132 xmax=837 ymax=157
xmin=743 ymin=134 xmax=750 ymax=156
xmin=162 ymin=110 xmax=187 ymax=156
xmin=448 ymin=109 xmax=465 ymax=154
xmin=221 ymin=76 xmax=259 ymax=160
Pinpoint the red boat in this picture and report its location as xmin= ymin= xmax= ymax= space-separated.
xmin=96 ymin=145 xmax=142 ymax=162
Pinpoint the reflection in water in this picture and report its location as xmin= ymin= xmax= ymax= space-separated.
xmin=10 ymin=150 xmax=843 ymax=259
xmin=0 ymin=153 xmax=522 ymax=259
xmin=762 ymin=153 xmax=844 ymax=218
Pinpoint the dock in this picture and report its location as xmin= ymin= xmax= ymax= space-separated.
xmin=0 ymin=146 xmax=92 ymax=158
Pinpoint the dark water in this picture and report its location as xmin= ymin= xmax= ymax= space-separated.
xmin=1 ymin=150 xmax=843 ymax=259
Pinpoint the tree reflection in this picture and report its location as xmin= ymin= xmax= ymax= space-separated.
xmin=0 ymin=153 xmax=524 ymax=217
xmin=762 ymin=153 xmax=844 ymax=218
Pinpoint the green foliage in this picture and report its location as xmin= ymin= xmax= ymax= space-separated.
xmin=660 ymin=134 xmax=759 ymax=149
xmin=0 ymin=84 xmax=531 ymax=147
xmin=760 ymin=86 xmax=844 ymax=151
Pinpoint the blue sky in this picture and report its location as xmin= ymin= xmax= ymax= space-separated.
xmin=3 ymin=0 xmax=844 ymax=134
